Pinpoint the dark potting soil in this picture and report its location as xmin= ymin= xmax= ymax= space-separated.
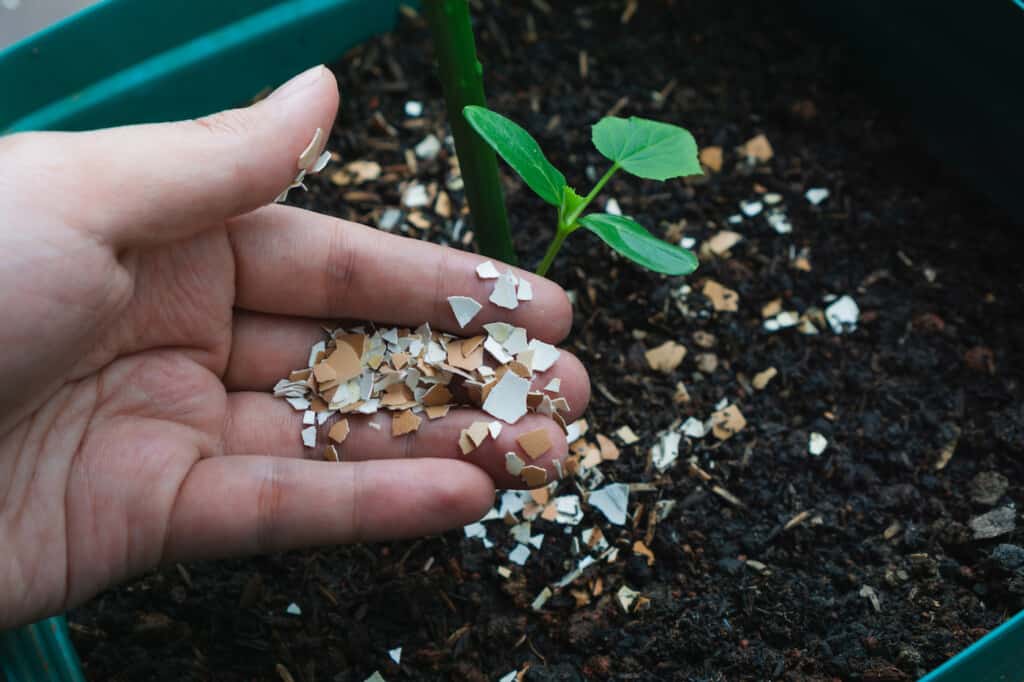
xmin=67 ymin=1 xmax=1024 ymax=680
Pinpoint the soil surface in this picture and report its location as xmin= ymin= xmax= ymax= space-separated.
xmin=68 ymin=1 xmax=1024 ymax=680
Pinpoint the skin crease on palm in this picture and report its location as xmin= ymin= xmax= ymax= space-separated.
xmin=0 ymin=65 xmax=590 ymax=629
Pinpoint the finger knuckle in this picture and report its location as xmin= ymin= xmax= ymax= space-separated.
xmin=322 ymin=221 xmax=358 ymax=313
xmin=255 ymin=460 xmax=285 ymax=552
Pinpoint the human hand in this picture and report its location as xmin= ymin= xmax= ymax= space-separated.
xmin=0 ymin=66 xmax=589 ymax=628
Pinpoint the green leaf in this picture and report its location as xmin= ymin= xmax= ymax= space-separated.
xmin=463 ymin=105 xmax=566 ymax=206
xmin=591 ymin=116 xmax=702 ymax=181
xmin=579 ymin=213 xmax=698 ymax=275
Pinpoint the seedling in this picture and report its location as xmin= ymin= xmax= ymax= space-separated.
xmin=463 ymin=106 xmax=703 ymax=277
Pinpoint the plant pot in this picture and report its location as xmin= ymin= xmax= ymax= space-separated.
xmin=795 ymin=0 xmax=1024 ymax=222
xmin=0 ymin=0 xmax=405 ymax=132
xmin=920 ymin=609 xmax=1024 ymax=681
xmin=0 ymin=1 xmax=1019 ymax=679
xmin=0 ymin=616 xmax=84 ymax=682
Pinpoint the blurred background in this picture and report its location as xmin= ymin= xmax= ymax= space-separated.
xmin=0 ymin=0 xmax=97 ymax=49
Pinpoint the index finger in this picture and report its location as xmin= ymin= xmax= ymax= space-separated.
xmin=229 ymin=204 xmax=574 ymax=343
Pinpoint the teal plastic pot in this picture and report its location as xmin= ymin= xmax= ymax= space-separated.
xmin=0 ymin=1 xmax=1020 ymax=680
xmin=921 ymin=609 xmax=1024 ymax=681
xmin=0 ymin=616 xmax=84 ymax=682
xmin=795 ymin=0 xmax=1024 ymax=222
xmin=0 ymin=0 xmax=406 ymax=132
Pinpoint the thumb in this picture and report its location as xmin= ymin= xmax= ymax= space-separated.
xmin=9 ymin=65 xmax=339 ymax=248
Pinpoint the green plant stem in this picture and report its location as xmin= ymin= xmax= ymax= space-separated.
xmin=422 ymin=0 xmax=516 ymax=264
xmin=536 ymin=228 xmax=568 ymax=277
xmin=534 ymin=164 xmax=620 ymax=276
xmin=567 ymin=163 xmax=619 ymax=225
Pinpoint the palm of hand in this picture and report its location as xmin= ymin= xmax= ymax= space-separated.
xmin=0 ymin=227 xmax=235 ymax=624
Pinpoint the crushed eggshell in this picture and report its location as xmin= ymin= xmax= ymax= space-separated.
xmin=274 ymin=322 xmax=572 ymax=463
xmin=702 ymin=280 xmax=739 ymax=312
xmin=505 ymin=452 xmax=525 ymax=476
xmin=762 ymin=298 xmax=783 ymax=318
xmin=475 ymin=260 xmax=500 ymax=279
xmin=458 ymin=429 xmax=477 ymax=455
xmin=753 ymin=367 xmax=778 ymax=390
xmin=328 ymin=419 xmax=350 ymax=445
xmin=681 ymin=417 xmax=707 ymax=439
xmin=617 ymin=585 xmax=640 ymax=612
xmin=490 ymin=270 xmax=520 ymax=309
xmin=674 ymin=382 xmax=691 ymax=404
xmin=695 ymin=353 xmax=718 ymax=374
xmin=552 ymin=495 xmax=584 ymax=525
xmin=527 ymin=339 xmax=560 ymax=372
xmin=402 ymin=183 xmax=430 ymax=208
xmin=425 ymin=404 xmax=451 ymax=420
xmin=276 ymin=127 xmax=331 ymax=203
xmin=467 ymin=421 xmax=491 ymax=447
xmin=707 ymin=230 xmax=742 ymax=255
xmin=805 ymin=187 xmax=830 ymax=205
xmin=766 ymin=209 xmax=792 ymax=234
xmin=616 ymin=425 xmax=640 ymax=444
xmin=298 ymin=127 xmax=326 ymax=169
xmin=825 ymin=295 xmax=860 ymax=334
xmin=517 ymin=428 xmax=553 ymax=460
xmin=741 ymin=133 xmax=773 ymax=162
xmin=378 ymin=208 xmax=403 ymax=231
xmin=391 ymin=410 xmax=422 ymax=436
xmin=338 ymin=160 xmax=381 ymax=184
xmin=633 ymin=540 xmax=655 ymax=566
xmin=645 ymin=340 xmax=687 ymax=373
xmin=414 ymin=133 xmax=441 ymax=160
xmin=508 ymin=543 xmax=531 ymax=565
xmin=711 ymin=404 xmax=747 ymax=440
xmin=447 ymin=296 xmax=482 ymax=328
xmin=520 ymin=465 xmax=548 ymax=487
xmin=566 ymin=418 xmax=589 ymax=444
xmin=596 ymin=434 xmax=620 ymax=460
xmin=809 ymin=432 xmax=829 ymax=456
xmin=740 ymin=199 xmax=763 ymax=217
xmin=482 ymin=370 xmax=531 ymax=423
xmin=516 ymin=279 xmax=534 ymax=301
xmin=531 ymin=586 xmax=553 ymax=611
xmin=699 ymin=146 xmax=723 ymax=172
xmin=588 ymin=483 xmax=629 ymax=525
xmin=763 ymin=310 xmax=800 ymax=333
xmin=651 ymin=430 xmax=682 ymax=472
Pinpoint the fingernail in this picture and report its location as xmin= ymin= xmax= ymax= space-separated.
xmin=269 ymin=65 xmax=325 ymax=101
